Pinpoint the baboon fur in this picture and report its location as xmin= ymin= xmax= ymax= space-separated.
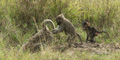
xmin=82 ymin=21 xmax=109 ymax=42
xmin=52 ymin=14 xmax=82 ymax=46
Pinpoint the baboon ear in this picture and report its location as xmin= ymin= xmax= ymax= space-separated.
xmin=62 ymin=13 xmax=65 ymax=15
xmin=58 ymin=13 xmax=65 ymax=16
xmin=61 ymin=13 xmax=65 ymax=19
xmin=60 ymin=13 xmax=65 ymax=17
xmin=86 ymin=22 xmax=90 ymax=26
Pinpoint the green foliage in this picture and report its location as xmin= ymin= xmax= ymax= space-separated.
xmin=0 ymin=0 xmax=120 ymax=59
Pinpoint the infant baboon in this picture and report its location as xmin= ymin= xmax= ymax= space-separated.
xmin=52 ymin=14 xmax=82 ymax=47
xmin=21 ymin=19 xmax=55 ymax=52
xmin=82 ymin=21 xmax=109 ymax=42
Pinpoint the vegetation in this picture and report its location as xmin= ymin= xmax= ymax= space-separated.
xmin=0 ymin=0 xmax=120 ymax=60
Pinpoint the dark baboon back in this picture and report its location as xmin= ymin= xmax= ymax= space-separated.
xmin=82 ymin=21 xmax=109 ymax=42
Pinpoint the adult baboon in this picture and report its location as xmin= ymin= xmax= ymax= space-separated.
xmin=52 ymin=14 xmax=82 ymax=47
xmin=20 ymin=19 xmax=55 ymax=52
xmin=82 ymin=21 xmax=109 ymax=42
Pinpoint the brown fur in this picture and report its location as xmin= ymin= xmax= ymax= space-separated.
xmin=82 ymin=21 xmax=109 ymax=42
xmin=52 ymin=14 xmax=82 ymax=47
xmin=20 ymin=19 xmax=55 ymax=52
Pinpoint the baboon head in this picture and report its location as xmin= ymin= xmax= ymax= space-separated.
xmin=56 ymin=13 xmax=65 ymax=25
xmin=82 ymin=21 xmax=90 ymax=30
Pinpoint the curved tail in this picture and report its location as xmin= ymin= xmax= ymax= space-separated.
xmin=41 ymin=19 xmax=55 ymax=29
xmin=76 ymin=33 xmax=82 ymax=44
xmin=97 ymin=31 xmax=109 ymax=38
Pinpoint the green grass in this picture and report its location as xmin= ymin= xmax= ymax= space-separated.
xmin=0 ymin=47 xmax=120 ymax=60
xmin=0 ymin=0 xmax=120 ymax=60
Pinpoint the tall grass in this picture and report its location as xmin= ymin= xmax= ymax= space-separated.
xmin=0 ymin=0 xmax=120 ymax=60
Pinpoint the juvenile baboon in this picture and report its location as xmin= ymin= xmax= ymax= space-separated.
xmin=20 ymin=19 xmax=55 ymax=52
xmin=52 ymin=14 xmax=82 ymax=47
xmin=82 ymin=21 xmax=109 ymax=42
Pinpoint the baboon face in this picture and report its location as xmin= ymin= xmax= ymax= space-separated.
xmin=56 ymin=14 xmax=65 ymax=25
xmin=82 ymin=21 xmax=90 ymax=30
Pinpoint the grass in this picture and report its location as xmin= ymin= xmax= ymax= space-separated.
xmin=0 ymin=46 xmax=120 ymax=60
xmin=0 ymin=0 xmax=120 ymax=60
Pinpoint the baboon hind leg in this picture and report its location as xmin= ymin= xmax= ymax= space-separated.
xmin=67 ymin=35 xmax=70 ymax=43
xmin=89 ymin=36 xmax=96 ymax=43
xmin=67 ymin=35 xmax=76 ymax=47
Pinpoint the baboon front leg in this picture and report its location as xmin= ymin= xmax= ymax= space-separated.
xmin=52 ymin=25 xmax=64 ymax=34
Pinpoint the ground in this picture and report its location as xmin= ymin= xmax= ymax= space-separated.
xmin=53 ymin=42 xmax=120 ymax=55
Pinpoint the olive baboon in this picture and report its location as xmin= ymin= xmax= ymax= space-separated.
xmin=82 ymin=21 xmax=109 ymax=42
xmin=52 ymin=14 xmax=82 ymax=47
xmin=20 ymin=19 xmax=55 ymax=52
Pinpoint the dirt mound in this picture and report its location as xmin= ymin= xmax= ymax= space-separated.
xmin=53 ymin=42 xmax=120 ymax=54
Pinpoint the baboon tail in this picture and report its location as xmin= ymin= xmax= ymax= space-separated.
xmin=41 ymin=19 xmax=55 ymax=29
xmin=98 ymin=31 xmax=109 ymax=38
xmin=76 ymin=33 xmax=82 ymax=44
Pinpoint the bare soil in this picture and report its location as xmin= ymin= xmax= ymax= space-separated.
xmin=53 ymin=42 xmax=120 ymax=54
